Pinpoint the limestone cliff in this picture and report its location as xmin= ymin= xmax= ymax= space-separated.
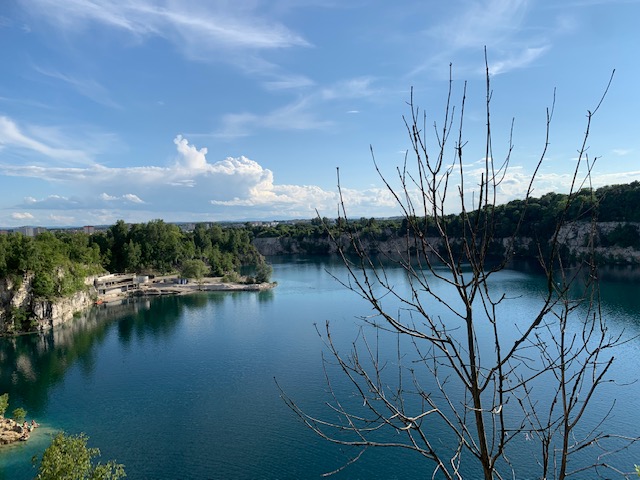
xmin=0 ymin=274 xmax=97 ymax=334
xmin=253 ymin=221 xmax=640 ymax=264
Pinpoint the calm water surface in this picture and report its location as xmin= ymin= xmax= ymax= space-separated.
xmin=1 ymin=256 xmax=639 ymax=479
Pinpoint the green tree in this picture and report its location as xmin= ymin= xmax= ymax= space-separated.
xmin=254 ymin=261 xmax=273 ymax=283
xmin=0 ymin=393 xmax=8 ymax=417
xmin=34 ymin=432 xmax=125 ymax=480
xmin=122 ymin=240 xmax=142 ymax=273
xmin=12 ymin=407 xmax=26 ymax=424
xmin=181 ymin=259 xmax=208 ymax=284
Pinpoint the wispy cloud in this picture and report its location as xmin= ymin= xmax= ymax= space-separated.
xmin=489 ymin=46 xmax=550 ymax=75
xmin=0 ymin=115 xmax=90 ymax=163
xmin=32 ymin=66 xmax=122 ymax=108
xmin=214 ymin=77 xmax=379 ymax=138
xmin=411 ymin=0 xmax=552 ymax=77
xmin=214 ymin=97 xmax=333 ymax=139
xmin=19 ymin=0 xmax=310 ymax=66
xmin=262 ymin=74 xmax=315 ymax=91
xmin=429 ymin=0 xmax=529 ymax=50
xmin=612 ymin=148 xmax=632 ymax=156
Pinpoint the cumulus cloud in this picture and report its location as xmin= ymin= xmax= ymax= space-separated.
xmin=2 ymin=136 xmax=326 ymax=216
xmin=1 ymin=135 xmax=416 ymax=223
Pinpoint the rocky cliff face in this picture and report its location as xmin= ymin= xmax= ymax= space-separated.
xmin=253 ymin=222 xmax=640 ymax=264
xmin=558 ymin=221 xmax=640 ymax=264
xmin=0 ymin=274 xmax=96 ymax=334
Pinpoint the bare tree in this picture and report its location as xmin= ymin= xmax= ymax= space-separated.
xmin=279 ymin=54 xmax=636 ymax=479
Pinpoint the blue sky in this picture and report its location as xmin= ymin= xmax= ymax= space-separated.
xmin=1 ymin=0 xmax=639 ymax=227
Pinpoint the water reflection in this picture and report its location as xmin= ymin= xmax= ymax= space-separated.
xmin=0 ymin=291 xmax=275 ymax=414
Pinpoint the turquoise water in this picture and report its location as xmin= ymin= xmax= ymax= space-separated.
xmin=1 ymin=256 xmax=639 ymax=479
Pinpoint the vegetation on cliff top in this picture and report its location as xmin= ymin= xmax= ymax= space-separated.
xmin=249 ymin=181 xmax=640 ymax=258
xmin=0 ymin=219 xmax=268 ymax=287
xmin=0 ymin=219 xmax=271 ymax=333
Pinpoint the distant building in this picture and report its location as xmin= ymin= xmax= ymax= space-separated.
xmin=15 ymin=226 xmax=34 ymax=237
xmin=84 ymin=225 xmax=95 ymax=234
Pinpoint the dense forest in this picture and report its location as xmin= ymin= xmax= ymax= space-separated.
xmin=0 ymin=219 xmax=271 ymax=303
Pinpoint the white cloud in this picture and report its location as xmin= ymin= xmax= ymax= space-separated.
xmin=123 ymin=194 xmax=144 ymax=204
xmin=1 ymin=135 xmax=414 ymax=221
xmin=11 ymin=212 xmax=34 ymax=220
xmin=100 ymin=192 xmax=144 ymax=204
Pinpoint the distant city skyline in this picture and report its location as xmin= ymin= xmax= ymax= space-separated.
xmin=1 ymin=0 xmax=639 ymax=227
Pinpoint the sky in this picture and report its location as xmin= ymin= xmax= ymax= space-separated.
xmin=1 ymin=0 xmax=639 ymax=227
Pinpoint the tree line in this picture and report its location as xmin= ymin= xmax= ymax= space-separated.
xmin=249 ymin=181 xmax=640 ymax=257
xmin=0 ymin=219 xmax=272 ymax=303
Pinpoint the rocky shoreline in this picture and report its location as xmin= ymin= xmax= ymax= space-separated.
xmin=0 ymin=418 xmax=39 ymax=445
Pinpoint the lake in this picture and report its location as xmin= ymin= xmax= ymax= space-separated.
xmin=1 ymin=256 xmax=639 ymax=479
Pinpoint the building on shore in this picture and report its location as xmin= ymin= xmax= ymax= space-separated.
xmin=94 ymin=274 xmax=149 ymax=298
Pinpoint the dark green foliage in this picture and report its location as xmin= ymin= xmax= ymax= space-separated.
xmin=91 ymin=221 xmax=268 ymax=277
xmin=254 ymin=261 xmax=273 ymax=283
xmin=12 ymin=406 xmax=26 ymax=423
xmin=181 ymin=259 xmax=208 ymax=281
xmin=248 ymin=182 xmax=640 ymax=263
xmin=34 ymin=432 xmax=126 ymax=480
xmin=0 ymin=221 xmax=270 ymax=304
xmin=9 ymin=306 xmax=31 ymax=331
xmin=0 ymin=231 xmax=103 ymax=303
xmin=602 ymin=223 xmax=640 ymax=248
xmin=0 ymin=393 xmax=8 ymax=417
xmin=32 ymin=271 xmax=57 ymax=299
xmin=596 ymin=181 xmax=640 ymax=222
